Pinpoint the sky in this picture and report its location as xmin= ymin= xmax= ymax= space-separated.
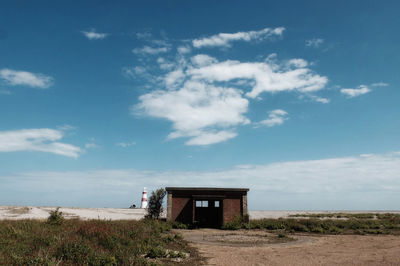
xmin=1 ymin=0 xmax=399 ymax=210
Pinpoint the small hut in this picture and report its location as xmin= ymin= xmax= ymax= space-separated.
xmin=166 ymin=187 xmax=249 ymax=227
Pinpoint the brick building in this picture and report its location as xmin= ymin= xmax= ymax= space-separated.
xmin=165 ymin=187 xmax=249 ymax=227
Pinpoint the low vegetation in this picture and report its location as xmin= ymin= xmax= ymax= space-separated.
xmin=0 ymin=214 xmax=199 ymax=265
xmin=222 ymin=213 xmax=400 ymax=235
xmin=288 ymin=212 xmax=400 ymax=219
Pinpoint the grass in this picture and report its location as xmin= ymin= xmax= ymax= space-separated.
xmin=222 ymin=213 xmax=400 ymax=235
xmin=0 ymin=218 xmax=200 ymax=265
xmin=288 ymin=212 xmax=400 ymax=219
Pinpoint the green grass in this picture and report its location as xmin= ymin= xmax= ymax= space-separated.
xmin=0 ymin=218 xmax=199 ymax=265
xmin=288 ymin=212 xmax=400 ymax=219
xmin=222 ymin=213 xmax=400 ymax=235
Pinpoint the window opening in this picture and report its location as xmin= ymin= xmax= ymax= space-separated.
xmin=195 ymin=200 xmax=208 ymax=207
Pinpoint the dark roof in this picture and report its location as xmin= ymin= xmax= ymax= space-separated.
xmin=165 ymin=187 xmax=249 ymax=192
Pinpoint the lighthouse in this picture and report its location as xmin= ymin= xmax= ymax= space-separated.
xmin=140 ymin=187 xmax=148 ymax=209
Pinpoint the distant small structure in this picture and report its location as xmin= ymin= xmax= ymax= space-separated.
xmin=166 ymin=187 xmax=249 ymax=227
xmin=129 ymin=204 xmax=136 ymax=209
xmin=140 ymin=187 xmax=148 ymax=209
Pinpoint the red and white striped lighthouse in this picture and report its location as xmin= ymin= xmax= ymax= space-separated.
xmin=140 ymin=187 xmax=148 ymax=209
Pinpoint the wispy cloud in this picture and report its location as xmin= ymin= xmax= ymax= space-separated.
xmin=371 ymin=82 xmax=389 ymax=87
xmin=116 ymin=141 xmax=136 ymax=148
xmin=255 ymin=109 xmax=288 ymax=127
xmin=132 ymin=45 xmax=169 ymax=55
xmin=309 ymin=95 xmax=330 ymax=104
xmin=135 ymin=31 xmax=152 ymax=40
xmin=85 ymin=138 xmax=99 ymax=149
xmin=0 ymin=128 xmax=82 ymax=158
xmin=81 ymin=29 xmax=108 ymax=40
xmin=0 ymin=69 xmax=53 ymax=89
xmin=2 ymin=152 xmax=400 ymax=209
xmin=177 ymin=45 xmax=191 ymax=54
xmin=122 ymin=66 xmax=147 ymax=78
xmin=341 ymin=85 xmax=371 ymax=98
xmin=306 ymin=38 xmax=324 ymax=48
xmin=192 ymin=27 xmax=285 ymax=48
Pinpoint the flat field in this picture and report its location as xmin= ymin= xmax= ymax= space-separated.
xmin=2 ymin=207 xmax=400 ymax=265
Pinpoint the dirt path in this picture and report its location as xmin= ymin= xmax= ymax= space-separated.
xmin=180 ymin=229 xmax=400 ymax=265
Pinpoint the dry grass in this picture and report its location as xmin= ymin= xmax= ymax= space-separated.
xmin=0 ymin=218 xmax=203 ymax=265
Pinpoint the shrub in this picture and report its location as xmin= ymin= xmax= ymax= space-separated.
xmin=221 ymin=215 xmax=246 ymax=230
xmin=169 ymin=250 xmax=186 ymax=258
xmin=146 ymin=188 xmax=167 ymax=219
xmin=278 ymin=233 xmax=286 ymax=238
xmin=171 ymin=221 xmax=188 ymax=229
xmin=46 ymin=207 xmax=64 ymax=225
xmin=146 ymin=246 xmax=167 ymax=258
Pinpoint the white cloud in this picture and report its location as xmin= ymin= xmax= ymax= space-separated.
xmin=132 ymin=46 xmax=169 ymax=55
xmin=135 ymin=81 xmax=249 ymax=146
xmin=177 ymin=46 xmax=191 ymax=54
xmin=122 ymin=66 xmax=147 ymax=78
xmin=136 ymin=31 xmax=152 ymax=39
xmin=0 ymin=69 xmax=53 ymax=88
xmin=116 ymin=141 xmax=136 ymax=148
xmin=164 ymin=69 xmax=185 ymax=88
xmin=135 ymin=50 xmax=327 ymax=145
xmin=371 ymin=82 xmax=389 ymax=87
xmin=132 ymin=30 xmax=331 ymax=146
xmin=0 ymin=129 xmax=81 ymax=158
xmin=306 ymin=38 xmax=324 ymax=48
xmin=192 ymin=27 xmax=285 ymax=48
xmin=188 ymin=59 xmax=328 ymax=98
xmin=185 ymin=130 xmax=237 ymax=146
xmin=287 ymin=58 xmax=308 ymax=68
xmin=81 ymin=29 xmax=108 ymax=40
xmin=157 ymin=58 xmax=175 ymax=70
xmin=341 ymin=85 xmax=371 ymax=98
xmin=191 ymin=54 xmax=218 ymax=67
xmin=309 ymin=95 xmax=330 ymax=104
xmin=255 ymin=109 xmax=288 ymax=127
xmin=3 ymin=152 xmax=400 ymax=209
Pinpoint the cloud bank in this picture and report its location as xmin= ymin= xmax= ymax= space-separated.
xmin=2 ymin=152 xmax=399 ymax=209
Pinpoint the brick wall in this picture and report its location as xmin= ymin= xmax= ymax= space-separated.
xmin=223 ymin=198 xmax=241 ymax=223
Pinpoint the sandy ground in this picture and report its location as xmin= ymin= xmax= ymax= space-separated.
xmin=0 ymin=206 xmax=147 ymax=220
xmin=1 ymin=206 xmax=399 ymax=221
xmin=180 ymin=229 xmax=400 ymax=266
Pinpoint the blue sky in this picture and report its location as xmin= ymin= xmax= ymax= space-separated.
xmin=1 ymin=0 xmax=399 ymax=210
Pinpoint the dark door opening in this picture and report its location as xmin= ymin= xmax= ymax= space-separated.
xmin=194 ymin=200 xmax=222 ymax=228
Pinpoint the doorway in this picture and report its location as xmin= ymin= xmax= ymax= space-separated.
xmin=194 ymin=199 xmax=222 ymax=227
